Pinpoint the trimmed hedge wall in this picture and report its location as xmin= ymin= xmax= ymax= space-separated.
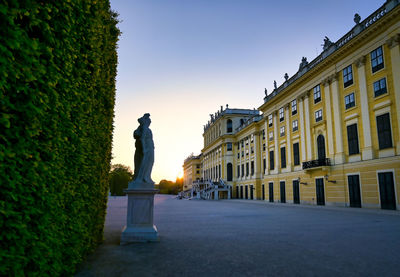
xmin=0 ymin=1 xmax=119 ymax=275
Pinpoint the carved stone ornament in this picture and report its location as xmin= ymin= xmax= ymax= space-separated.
xmin=322 ymin=76 xmax=331 ymax=87
xmin=327 ymin=72 xmax=339 ymax=83
xmin=355 ymin=55 xmax=366 ymax=68
xmin=386 ymin=33 xmax=400 ymax=49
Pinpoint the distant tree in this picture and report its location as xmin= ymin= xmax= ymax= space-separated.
xmin=109 ymin=164 xmax=133 ymax=196
xmin=158 ymin=179 xmax=182 ymax=195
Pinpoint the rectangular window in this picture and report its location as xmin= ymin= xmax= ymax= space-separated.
xmin=251 ymin=134 xmax=254 ymax=143
xmin=262 ymin=129 xmax=265 ymax=140
xmin=371 ymin=46 xmax=384 ymax=73
xmin=345 ymin=92 xmax=355 ymax=109
xmin=241 ymin=151 xmax=244 ymax=157
xmin=246 ymin=163 xmax=249 ymax=177
xmin=196 ymin=170 xmax=200 ymax=174
xmin=376 ymin=113 xmax=392 ymax=149
xmin=263 ymin=143 xmax=266 ymax=151
xmin=280 ymin=126 xmax=285 ymax=137
xmin=315 ymin=109 xmax=322 ymax=122
xmin=237 ymin=142 xmax=240 ymax=149
xmin=314 ymin=85 xmax=321 ymax=103
xmin=237 ymin=153 xmax=239 ymax=159
xmin=241 ymin=140 xmax=244 ymax=147
xmin=291 ymin=99 xmax=297 ymax=115
xmin=281 ymin=147 xmax=286 ymax=168
xmin=268 ymin=114 xmax=273 ymax=127
xmin=251 ymin=161 xmax=254 ymax=176
xmin=343 ymin=65 xmax=353 ymax=87
xmin=246 ymin=149 xmax=249 ymax=156
xmin=292 ymin=120 xmax=298 ymax=132
xmin=279 ymin=108 xmax=284 ymax=122
xmin=263 ymin=158 xmax=266 ymax=173
xmin=269 ymin=131 xmax=273 ymax=141
xmin=227 ymin=142 xmax=232 ymax=151
xmin=241 ymin=164 xmax=244 ymax=177
xmin=246 ymin=138 xmax=249 ymax=145
xmin=347 ymin=124 xmax=359 ymax=155
xmin=237 ymin=165 xmax=240 ymax=178
xmin=373 ymin=77 xmax=387 ymax=97
xmin=251 ymin=146 xmax=254 ymax=154
xmin=269 ymin=151 xmax=274 ymax=170
xmin=293 ymin=142 xmax=300 ymax=166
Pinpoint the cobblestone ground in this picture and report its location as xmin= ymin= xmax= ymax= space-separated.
xmin=76 ymin=195 xmax=400 ymax=277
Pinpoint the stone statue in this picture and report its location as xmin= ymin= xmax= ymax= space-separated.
xmin=264 ymin=88 xmax=268 ymax=96
xmin=299 ymin=56 xmax=308 ymax=70
xmin=354 ymin=13 xmax=361 ymax=24
xmin=323 ymin=36 xmax=333 ymax=50
xmin=284 ymin=73 xmax=289 ymax=81
xmin=273 ymin=80 xmax=277 ymax=90
xmin=129 ymin=113 xmax=154 ymax=188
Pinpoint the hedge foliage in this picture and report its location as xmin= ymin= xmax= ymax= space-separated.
xmin=0 ymin=1 xmax=119 ymax=275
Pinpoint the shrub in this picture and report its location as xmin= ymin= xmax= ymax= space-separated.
xmin=0 ymin=1 xmax=119 ymax=275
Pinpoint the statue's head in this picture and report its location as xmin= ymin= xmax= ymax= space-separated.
xmin=139 ymin=113 xmax=151 ymax=127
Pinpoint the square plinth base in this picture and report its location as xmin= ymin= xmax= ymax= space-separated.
xmin=120 ymin=225 xmax=159 ymax=245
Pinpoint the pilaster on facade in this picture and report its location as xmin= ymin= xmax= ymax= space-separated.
xmin=303 ymin=92 xmax=312 ymax=161
xmin=298 ymin=96 xmax=306 ymax=163
xmin=329 ymin=72 xmax=345 ymax=164
xmin=273 ymin=111 xmax=279 ymax=174
xmin=285 ymin=104 xmax=292 ymax=171
xmin=264 ymin=118 xmax=269 ymax=175
xmin=386 ymin=33 xmax=400 ymax=155
xmin=322 ymin=77 xmax=335 ymax=159
xmin=355 ymin=55 xmax=373 ymax=160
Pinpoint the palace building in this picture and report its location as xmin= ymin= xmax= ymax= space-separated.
xmin=183 ymin=0 xmax=400 ymax=210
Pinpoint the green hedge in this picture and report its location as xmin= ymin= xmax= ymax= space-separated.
xmin=0 ymin=1 xmax=119 ymax=275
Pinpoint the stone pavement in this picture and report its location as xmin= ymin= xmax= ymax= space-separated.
xmin=76 ymin=195 xmax=400 ymax=277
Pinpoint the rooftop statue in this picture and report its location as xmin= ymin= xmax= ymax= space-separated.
xmin=284 ymin=73 xmax=289 ymax=81
xmin=323 ymin=36 xmax=333 ymax=50
xmin=264 ymin=88 xmax=268 ymax=96
xmin=273 ymin=80 xmax=277 ymax=90
xmin=299 ymin=56 xmax=309 ymax=70
xmin=354 ymin=13 xmax=361 ymax=24
xmin=129 ymin=113 xmax=155 ymax=188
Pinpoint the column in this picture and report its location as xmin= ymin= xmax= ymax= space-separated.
xmin=331 ymin=73 xmax=345 ymax=163
xmin=273 ymin=111 xmax=279 ymax=174
xmin=323 ymin=78 xmax=335 ymax=159
xmin=254 ymin=132 xmax=258 ymax=178
xmin=298 ymin=96 xmax=306 ymax=162
xmin=355 ymin=56 xmax=373 ymax=160
xmin=304 ymin=92 xmax=312 ymax=161
xmin=285 ymin=104 xmax=292 ymax=171
xmin=387 ymin=34 xmax=400 ymax=155
xmin=264 ymin=119 xmax=269 ymax=175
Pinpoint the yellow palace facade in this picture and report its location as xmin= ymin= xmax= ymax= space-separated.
xmin=183 ymin=0 xmax=400 ymax=210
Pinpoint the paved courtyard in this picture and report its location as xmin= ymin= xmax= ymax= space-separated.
xmin=76 ymin=195 xmax=400 ymax=277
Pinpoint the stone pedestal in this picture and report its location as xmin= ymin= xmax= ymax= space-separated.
xmin=120 ymin=188 xmax=159 ymax=245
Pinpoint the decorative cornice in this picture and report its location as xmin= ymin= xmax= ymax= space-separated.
xmin=355 ymin=55 xmax=366 ymax=68
xmin=386 ymin=33 xmax=400 ymax=49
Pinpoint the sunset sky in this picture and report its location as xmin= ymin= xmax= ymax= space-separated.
xmin=109 ymin=0 xmax=383 ymax=183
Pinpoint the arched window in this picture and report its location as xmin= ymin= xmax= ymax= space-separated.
xmin=227 ymin=119 xmax=232 ymax=133
xmin=227 ymin=163 xmax=233 ymax=181
xmin=317 ymin=135 xmax=326 ymax=160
